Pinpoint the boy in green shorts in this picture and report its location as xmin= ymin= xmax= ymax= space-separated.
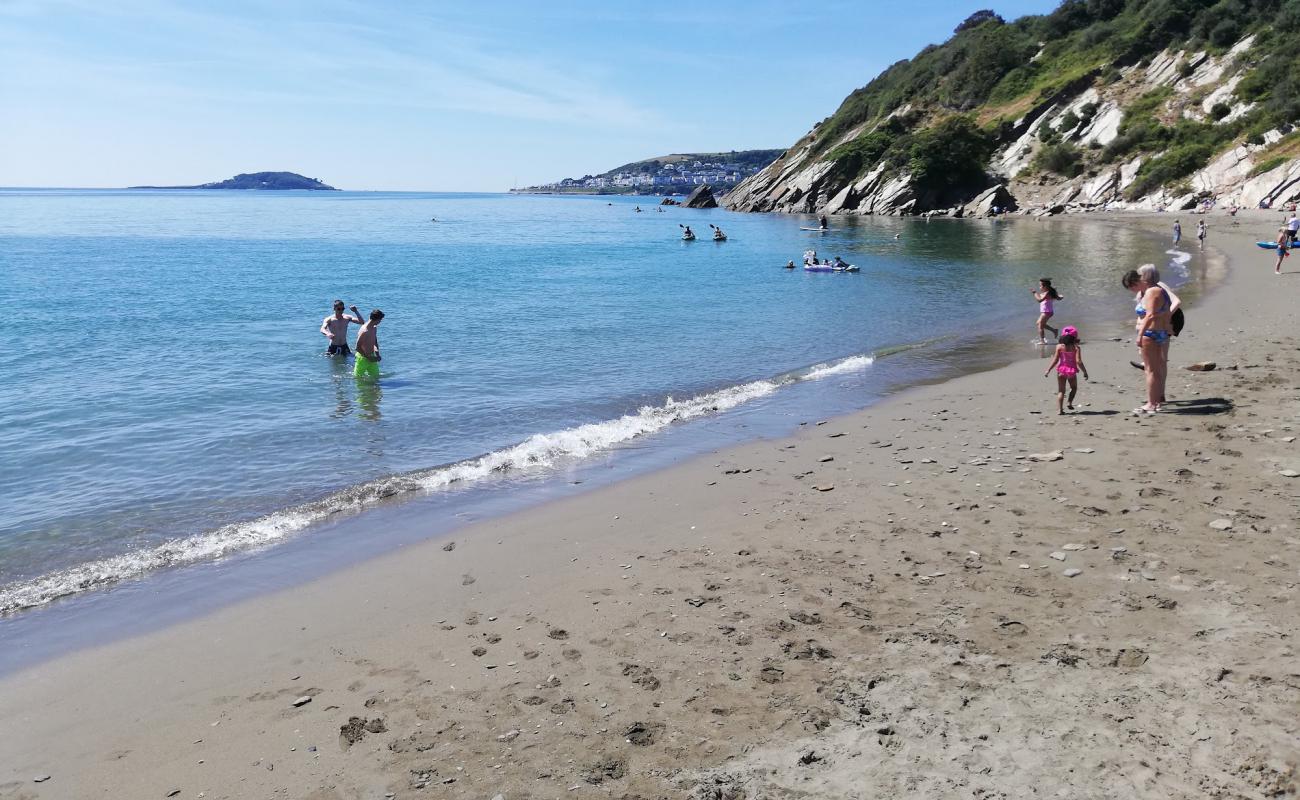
xmin=354 ymin=309 xmax=384 ymax=380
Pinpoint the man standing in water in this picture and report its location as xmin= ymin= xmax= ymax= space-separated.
xmin=321 ymin=300 xmax=363 ymax=355
xmin=354 ymin=309 xmax=385 ymax=380
xmin=1172 ymin=219 xmax=1181 ymax=246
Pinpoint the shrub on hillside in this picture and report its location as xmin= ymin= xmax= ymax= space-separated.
xmin=1124 ymin=142 xmax=1215 ymax=199
xmin=906 ymin=116 xmax=996 ymax=196
xmin=1033 ymin=142 xmax=1084 ymax=177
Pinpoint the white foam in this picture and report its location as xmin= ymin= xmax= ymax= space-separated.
xmin=0 ymin=375 xmax=807 ymax=615
xmin=2 ymin=352 xmax=886 ymax=615
xmin=805 ymin=354 xmax=876 ymax=380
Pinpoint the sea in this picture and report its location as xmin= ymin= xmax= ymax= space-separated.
xmin=0 ymin=189 xmax=1195 ymax=641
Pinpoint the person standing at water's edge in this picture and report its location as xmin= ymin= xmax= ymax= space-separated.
xmin=354 ymin=309 xmax=384 ymax=380
xmin=1032 ymin=278 xmax=1062 ymax=344
xmin=1197 ymin=220 xmax=1206 ymax=249
xmin=1172 ymin=219 xmax=1181 ymax=246
xmin=1276 ymin=227 xmax=1290 ymax=274
xmin=321 ymin=300 xmax=363 ymax=355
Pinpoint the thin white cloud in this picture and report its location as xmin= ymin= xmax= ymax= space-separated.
xmin=0 ymin=0 xmax=665 ymax=127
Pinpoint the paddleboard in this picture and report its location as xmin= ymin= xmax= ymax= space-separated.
xmin=800 ymin=227 xmax=830 ymax=232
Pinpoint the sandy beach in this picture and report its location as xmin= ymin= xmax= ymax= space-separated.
xmin=2 ymin=212 xmax=1297 ymax=800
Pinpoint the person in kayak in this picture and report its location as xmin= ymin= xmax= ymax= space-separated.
xmin=682 ymin=225 xmax=695 ymax=239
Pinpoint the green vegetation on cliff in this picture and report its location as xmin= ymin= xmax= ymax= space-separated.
xmin=801 ymin=0 xmax=1300 ymax=202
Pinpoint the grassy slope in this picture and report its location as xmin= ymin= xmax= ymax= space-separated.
xmin=790 ymin=0 xmax=1300 ymax=201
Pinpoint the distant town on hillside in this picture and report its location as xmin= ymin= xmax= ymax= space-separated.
xmin=513 ymin=150 xmax=783 ymax=195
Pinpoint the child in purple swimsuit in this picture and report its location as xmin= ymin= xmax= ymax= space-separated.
xmin=1044 ymin=326 xmax=1088 ymax=414
xmin=1032 ymin=278 xmax=1063 ymax=343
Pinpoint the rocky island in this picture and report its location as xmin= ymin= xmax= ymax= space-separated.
xmin=130 ymin=171 xmax=338 ymax=190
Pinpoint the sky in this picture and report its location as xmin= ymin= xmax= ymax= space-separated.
xmin=0 ymin=0 xmax=1062 ymax=191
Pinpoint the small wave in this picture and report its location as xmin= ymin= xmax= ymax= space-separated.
xmin=6 ymin=359 xmax=891 ymax=615
xmin=805 ymin=354 xmax=876 ymax=380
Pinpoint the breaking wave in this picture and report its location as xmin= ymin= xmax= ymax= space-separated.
xmin=0 ymin=351 xmax=881 ymax=615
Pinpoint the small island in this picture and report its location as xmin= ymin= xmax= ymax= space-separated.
xmin=130 ymin=171 xmax=338 ymax=191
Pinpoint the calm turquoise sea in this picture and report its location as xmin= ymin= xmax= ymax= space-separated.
xmin=0 ymin=190 xmax=1186 ymax=614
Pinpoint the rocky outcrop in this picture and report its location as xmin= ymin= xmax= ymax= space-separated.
xmin=725 ymin=33 xmax=1300 ymax=219
xmin=683 ymin=184 xmax=718 ymax=209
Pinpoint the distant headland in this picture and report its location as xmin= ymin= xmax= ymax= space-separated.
xmin=513 ymin=150 xmax=783 ymax=196
xmin=129 ymin=172 xmax=338 ymax=191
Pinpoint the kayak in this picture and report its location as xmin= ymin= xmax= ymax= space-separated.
xmin=804 ymin=264 xmax=858 ymax=272
xmin=682 ymin=234 xmax=696 ymax=241
xmin=713 ymin=234 xmax=727 ymax=241
xmin=1257 ymin=240 xmax=1286 ymax=249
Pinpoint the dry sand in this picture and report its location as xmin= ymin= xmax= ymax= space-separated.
xmin=1 ymin=213 xmax=1297 ymax=800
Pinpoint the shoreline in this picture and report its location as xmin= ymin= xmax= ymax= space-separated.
xmin=0 ymin=211 xmax=1181 ymax=626
xmin=3 ymin=211 xmax=1297 ymax=799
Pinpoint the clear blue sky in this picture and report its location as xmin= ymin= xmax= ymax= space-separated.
xmin=1 ymin=0 xmax=1061 ymax=191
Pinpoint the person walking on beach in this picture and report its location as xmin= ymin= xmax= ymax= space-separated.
xmin=1032 ymin=278 xmax=1062 ymax=343
xmin=1276 ymin=227 xmax=1291 ymax=275
xmin=354 ymin=309 xmax=385 ymax=380
xmin=1286 ymin=212 xmax=1299 ymax=246
xmin=1196 ymin=220 xmax=1206 ymax=249
xmin=1172 ymin=219 xmax=1181 ymax=246
xmin=1044 ymin=325 xmax=1088 ymax=414
xmin=321 ymin=300 xmax=363 ymax=356
xmin=1127 ymin=264 xmax=1172 ymax=415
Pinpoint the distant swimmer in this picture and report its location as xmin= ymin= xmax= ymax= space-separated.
xmin=321 ymin=300 xmax=363 ymax=356
xmin=354 ymin=309 xmax=385 ymax=380
xmin=894 ymin=233 xmax=901 ymax=240
xmin=635 ymin=206 xmax=642 ymax=212
xmin=430 ymin=217 xmax=437 ymax=222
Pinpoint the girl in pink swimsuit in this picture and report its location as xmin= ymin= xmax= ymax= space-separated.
xmin=1044 ymin=326 xmax=1088 ymax=414
xmin=1032 ymin=278 xmax=1063 ymax=343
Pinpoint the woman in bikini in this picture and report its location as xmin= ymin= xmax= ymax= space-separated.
xmin=1128 ymin=263 xmax=1172 ymax=415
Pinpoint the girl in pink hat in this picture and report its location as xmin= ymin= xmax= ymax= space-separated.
xmin=1044 ymin=326 xmax=1088 ymax=414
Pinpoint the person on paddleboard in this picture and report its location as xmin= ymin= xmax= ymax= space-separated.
xmin=819 ymin=215 xmax=828 ymax=230
xmin=321 ymin=300 xmax=364 ymax=356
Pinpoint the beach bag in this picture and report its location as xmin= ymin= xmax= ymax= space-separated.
xmin=1171 ymin=307 xmax=1185 ymax=337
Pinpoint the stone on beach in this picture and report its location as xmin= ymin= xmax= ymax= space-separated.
xmin=1209 ymin=519 xmax=1233 ymax=530
xmin=1184 ymin=361 xmax=1217 ymax=371
xmin=1027 ymin=451 xmax=1064 ymax=462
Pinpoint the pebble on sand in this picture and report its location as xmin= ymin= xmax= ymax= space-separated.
xmin=292 ymin=696 xmax=312 ymax=707
xmin=1279 ymin=469 xmax=1299 ymax=478
xmin=1063 ymin=568 xmax=1083 ymax=577
xmin=33 ymin=775 xmax=51 ymax=783
xmin=1027 ymin=451 xmax=1064 ymax=462
xmin=1209 ymin=519 xmax=1233 ymax=530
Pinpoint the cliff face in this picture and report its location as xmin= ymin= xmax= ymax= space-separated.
xmin=726 ymin=1 xmax=1300 ymax=217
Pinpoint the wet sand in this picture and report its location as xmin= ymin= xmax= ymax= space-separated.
xmin=2 ymin=212 xmax=1297 ymax=800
